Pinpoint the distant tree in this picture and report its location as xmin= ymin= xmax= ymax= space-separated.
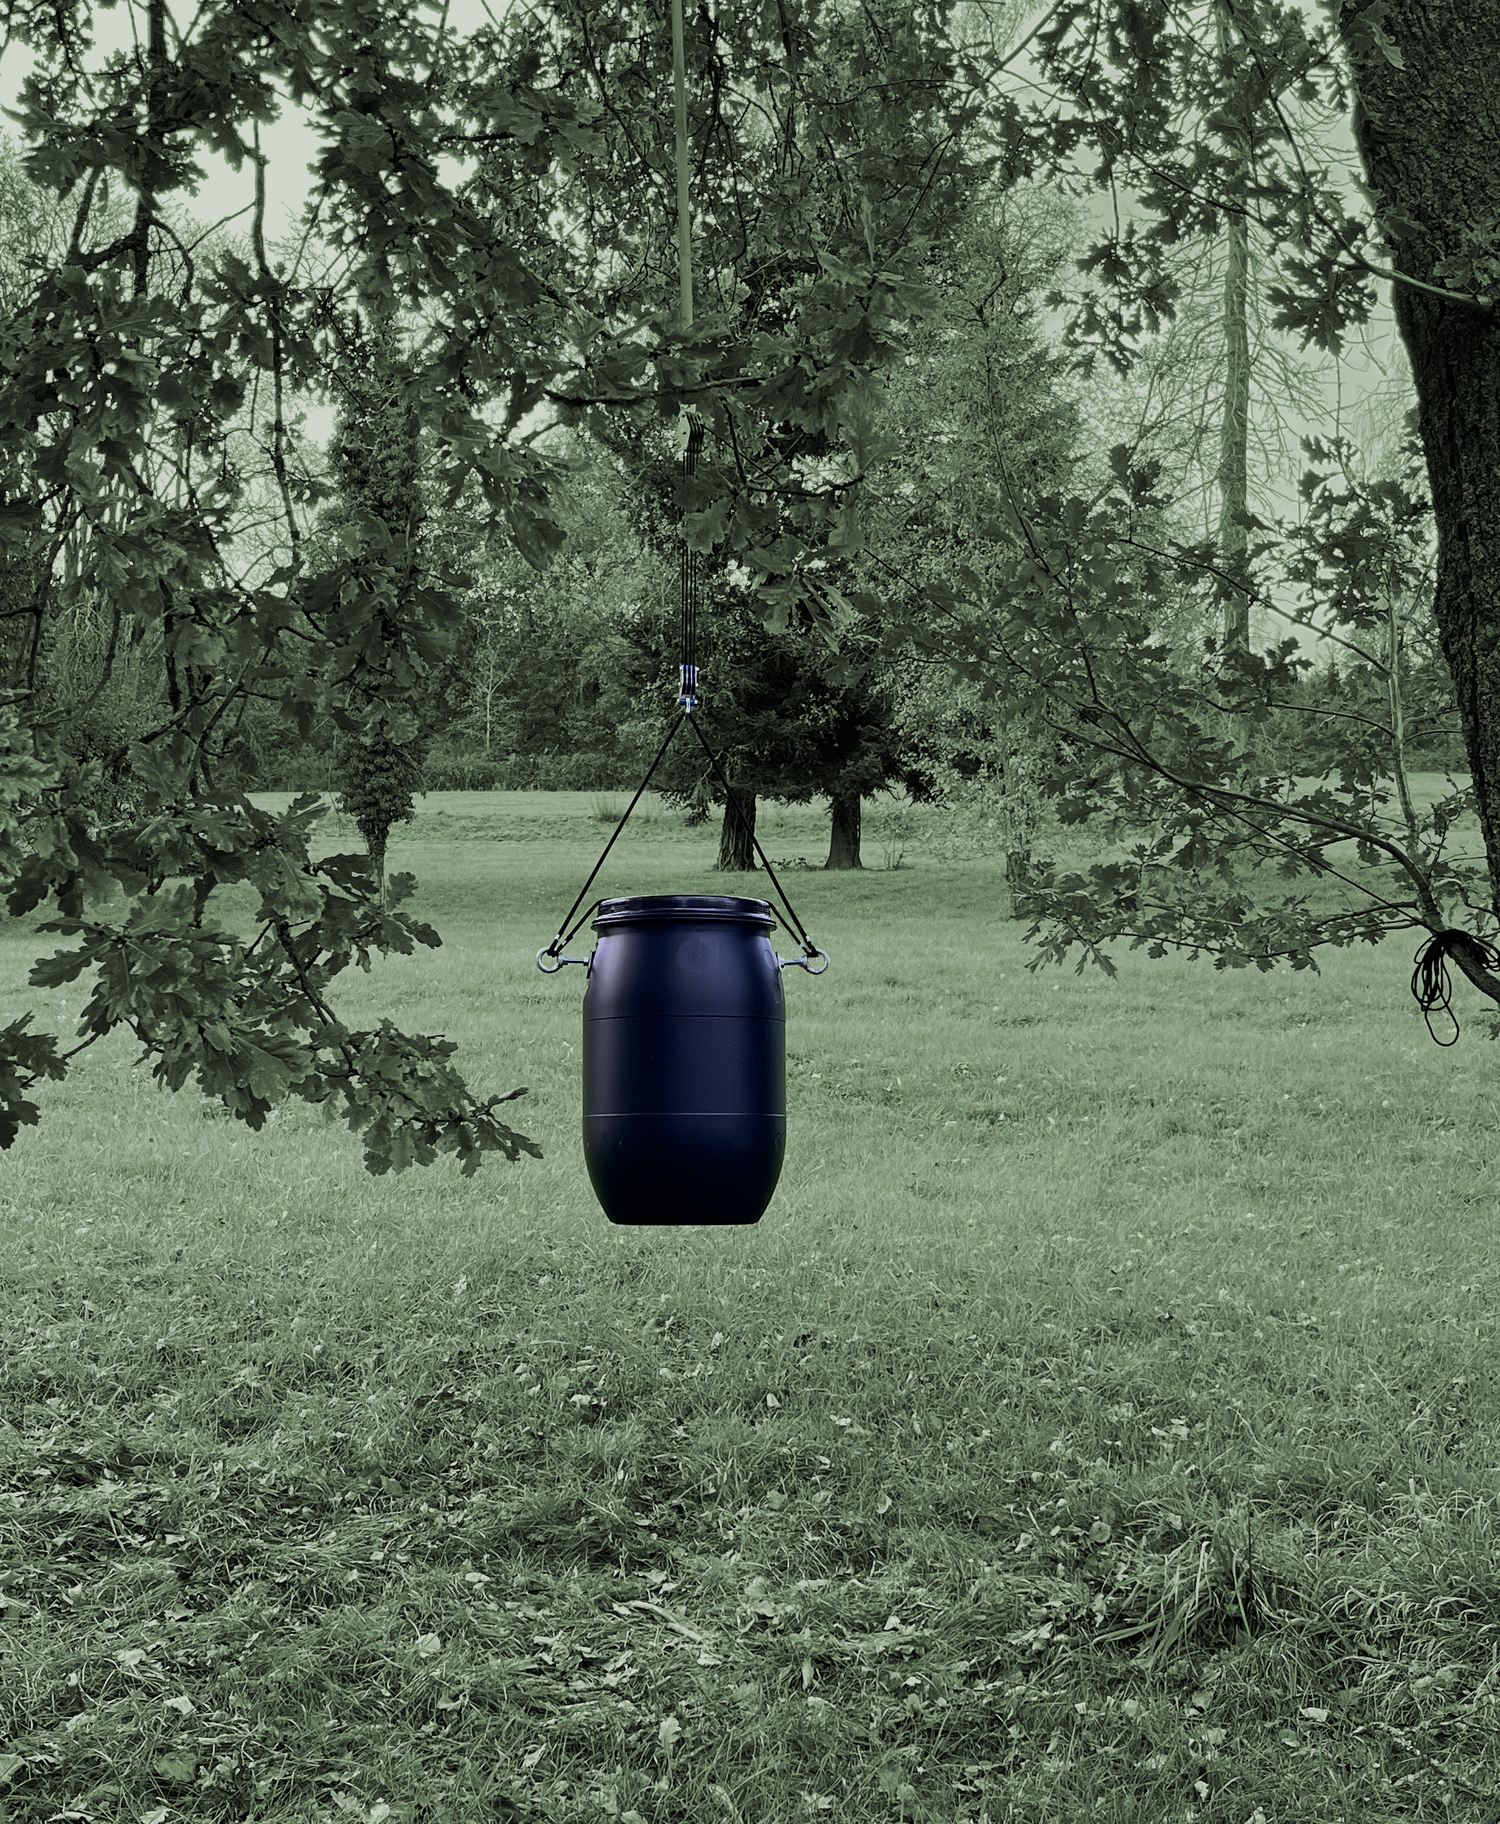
xmin=847 ymin=177 xmax=1092 ymax=892
xmin=307 ymin=306 xmax=433 ymax=898
xmin=0 ymin=134 xmax=155 ymax=825
xmin=421 ymin=447 xmax=649 ymax=773
xmin=504 ymin=0 xmax=1001 ymax=865
xmin=592 ymin=410 xmax=939 ymax=870
xmin=586 ymin=154 xmax=1092 ymax=874
xmin=0 ymin=0 xmax=967 ymax=1166
xmin=7 ymin=0 xmax=1495 ymax=1172
xmin=609 ymin=566 xmax=934 ymax=870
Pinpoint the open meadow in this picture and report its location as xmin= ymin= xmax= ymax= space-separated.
xmin=1 ymin=784 xmax=1496 ymax=1824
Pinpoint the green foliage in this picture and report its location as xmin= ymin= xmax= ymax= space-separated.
xmin=889 ymin=662 xmax=1058 ymax=876
xmin=587 ymin=408 xmax=944 ymax=847
xmin=955 ymin=0 xmax=1500 ymax=1013
xmin=0 ymin=0 xmax=982 ymax=1161
xmin=15 ymin=785 xmax=538 ymax=1175
xmin=318 ymin=311 xmax=434 ymax=895
xmin=420 ymin=746 xmax=508 ymax=793
xmin=1020 ymin=0 xmax=1487 ymax=373
xmin=0 ymin=1010 xmax=64 ymax=1148
xmin=0 ymin=694 xmax=66 ymax=1139
xmin=335 ymin=729 xmax=422 ymax=884
xmin=438 ymin=451 xmax=651 ymax=766
xmin=923 ymin=438 xmax=1484 ymax=978
xmin=614 ymin=588 xmax=932 ymax=824
xmin=44 ymin=673 xmax=159 ymax=823
xmin=0 ymin=695 xmax=58 ymax=855
xmin=0 ymin=0 xmax=1493 ymax=1163
xmin=499 ymin=751 xmax=637 ymax=792
xmin=1252 ymin=658 xmax=1461 ymax=782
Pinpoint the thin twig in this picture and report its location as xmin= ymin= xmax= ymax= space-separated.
xmin=614 ymin=1599 xmax=714 ymax=1645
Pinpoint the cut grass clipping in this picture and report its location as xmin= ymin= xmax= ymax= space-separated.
xmin=1 ymin=787 xmax=1497 ymax=1824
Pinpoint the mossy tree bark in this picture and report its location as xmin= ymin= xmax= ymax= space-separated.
xmin=1344 ymin=0 xmax=1500 ymax=924
xmin=715 ymin=788 xmax=757 ymax=870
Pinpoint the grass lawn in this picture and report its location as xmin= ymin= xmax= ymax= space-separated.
xmin=1 ymin=783 xmax=1496 ymax=1824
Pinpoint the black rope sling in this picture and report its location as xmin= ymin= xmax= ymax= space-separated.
xmin=1410 ymin=927 xmax=1500 ymax=1045
xmin=538 ymin=0 xmax=822 ymax=978
xmin=538 ymin=415 xmax=826 ymax=976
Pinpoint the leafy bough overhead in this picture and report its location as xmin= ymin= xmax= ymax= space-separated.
xmin=986 ymin=0 xmax=1500 ymax=1022
xmin=2 ymin=0 xmax=1497 ymax=1163
xmin=929 ymin=437 xmax=1499 ymax=1019
xmin=11 ymin=779 xmax=537 ymax=1171
xmin=0 ymin=0 xmax=958 ymax=1168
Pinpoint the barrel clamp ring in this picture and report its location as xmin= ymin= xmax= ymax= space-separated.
xmin=777 ymin=946 xmax=829 ymax=975
xmin=537 ymin=946 xmax=589 ymax=974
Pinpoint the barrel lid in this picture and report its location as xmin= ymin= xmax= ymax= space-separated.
xmin=593 ymin=894 xmax=774 ymax=929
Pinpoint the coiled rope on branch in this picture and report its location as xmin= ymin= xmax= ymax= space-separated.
xmin=1409 ymin=927 xmax=1500 ymax=1045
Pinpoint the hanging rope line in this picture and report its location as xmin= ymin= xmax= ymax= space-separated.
xmin=681 ymin=709 xmax=823 ymax=960
xmin=538 ymin=404 xmax=823 ymax=971
xmin=678 ymin=415 xmax=704 ymax=708
xmin=537 ymin=698 xmax=826 ymax=970
xmin=670 ymin=0 xmax=694 ymax=330
xmin=672 ymin=0 xmax=700 ymax=715
xmin=536 ymin=0 xmax=824 ymax=976
xmin=538 ymin=713 xmax=686 ymax=966
xmin=1410 ymin=927 xmax=1500 ymax=1045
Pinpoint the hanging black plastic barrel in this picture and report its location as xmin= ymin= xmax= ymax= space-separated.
xmin=582 ymin=895 xmax=786 ymax=1225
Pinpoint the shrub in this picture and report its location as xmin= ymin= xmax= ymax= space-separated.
xmin=57 ymin=696 xmax=150 ymax=825
xmin=334 ymin=730 xmax=423 ymax=891
xmin=481 ymin=751 xmax=638 ymax=791
xmin=543 ymin=750 xmax=638 ymax=791
xmin=255 ymin=746 xmax=648 ymax=794
xmin=422 ymin=750 xmax=509 ymax=791
xmin=266 ymin=749 xmax=338 ymax=793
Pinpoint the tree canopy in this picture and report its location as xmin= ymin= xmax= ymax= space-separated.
xmin=1 ymin=0 xmax=1497 ymax=1166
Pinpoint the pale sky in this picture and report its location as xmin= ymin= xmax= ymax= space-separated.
xmin=1 ymin=0 xmax=502 ymax=449
xmin=1 ymin=0 xmax=1417 ymax=660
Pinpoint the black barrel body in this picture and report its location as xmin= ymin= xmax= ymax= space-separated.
xmin=582 ymin=895 xmax=785 ymax=1225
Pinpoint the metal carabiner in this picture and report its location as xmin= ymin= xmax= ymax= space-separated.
xmin=537 ymin=947 xmax=590 ymax=975
xmin=777 ymin=947 xmax=829 ymax=975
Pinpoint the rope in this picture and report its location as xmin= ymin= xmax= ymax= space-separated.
xmin=679 ymin=415 xmax=704 ymax=708
xmin=682 ymin=708 xmax=821 ymax=961
xmin=672 ymin=0 xmax=700 ymax=711
xmin=1410 ymin=927 xmax=1500 ymax=1045
xmin=540 ymin=712 xmax=688 ymax=961
xmin=539 ymin=702 xmax=823 ymax=967
xmin=536 ymin=0 xmax=821 ymax=975
xmin=670 ymin=0 xmax=693 ymax=329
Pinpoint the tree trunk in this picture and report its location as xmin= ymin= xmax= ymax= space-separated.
xmin=1005 ymin=846 xmax=1032 ymax=916
xmin=825 ymin=791 xmax=862 ymax=868
xmin=1344 ymin=0 xmax=1500 ymax=921
xmin=1214 ymin=0 xmax=1252 ymax=656
xmin=365 ymin=830 xmax=388 ymax=906
xmin=715 ymin=786 xmax=757 ymax=870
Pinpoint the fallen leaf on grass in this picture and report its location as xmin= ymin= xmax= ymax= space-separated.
xmin=153 ymin=1752 xmax=197 ymax=1786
